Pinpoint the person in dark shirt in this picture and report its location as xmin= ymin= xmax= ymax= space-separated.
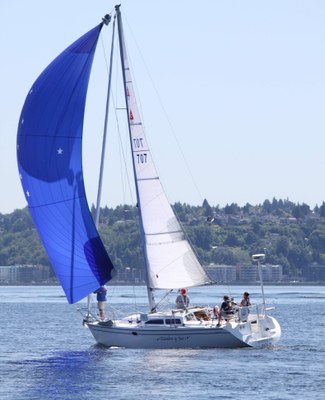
xmin=93 ymin=286 xmax=107 ymax=320
xmin=217 ymin=295 xmax=234 ymax=326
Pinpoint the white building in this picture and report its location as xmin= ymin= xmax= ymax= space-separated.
xmin=0 ymin=266 xmax=18 ymax=283
xmin=205 ymin=264 xmax=237 ymax=283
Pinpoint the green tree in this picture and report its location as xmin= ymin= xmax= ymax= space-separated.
xmin=275 ymin=236 xmax=289 ymax=257
xmin=319 ymin=202 xmax=325 ymax=217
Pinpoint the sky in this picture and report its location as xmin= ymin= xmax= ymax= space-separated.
xmin=1 ymin=0 xmax=325 ymax=214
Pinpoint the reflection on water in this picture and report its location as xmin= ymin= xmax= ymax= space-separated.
xmin=140 ymin=348 xmax=202 ymax=371
xmin=7 ymin=350 xmax=109 ymax=399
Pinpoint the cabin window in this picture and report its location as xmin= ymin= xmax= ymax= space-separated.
xmin=145 ymin=319 xmax=164 ymax=325
xmin=165 ymin=319 xmax=182 ymax=325
xmin=185 ymin=313 xmax=196 ymax=321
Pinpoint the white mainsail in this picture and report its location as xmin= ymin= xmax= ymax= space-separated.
xmin=117 ymin=17 xmax=210 ymax=290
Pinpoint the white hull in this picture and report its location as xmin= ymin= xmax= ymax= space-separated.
xmin=85 ymin=309 xmax=281 ymax=349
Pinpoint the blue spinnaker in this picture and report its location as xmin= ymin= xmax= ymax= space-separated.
xmin=17 ymin=23 xmax=115 ymax=303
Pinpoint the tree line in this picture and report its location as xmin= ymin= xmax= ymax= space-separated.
xmin=1 ymin=198 xmax=325 ymax=279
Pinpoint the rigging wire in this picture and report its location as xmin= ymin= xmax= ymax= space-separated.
xmin=121 ymin=8 xmax=204 ymax=204
xmin=99 ymin=14 xmax=147 ymax=313
xmin=100 ymin=23 xmax=136 ymax=207
xmin=97 ymin=9 xmax=211 ymax=310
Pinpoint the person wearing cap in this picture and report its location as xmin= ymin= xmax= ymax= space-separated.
xmin=240 ymin=291 xmax=251 ymax=307
xmin=175 ymin=288 xmax=190 ymax=309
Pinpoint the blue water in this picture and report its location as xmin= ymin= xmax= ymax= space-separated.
xmin=1 ymin=285 xmax=324 ymax=399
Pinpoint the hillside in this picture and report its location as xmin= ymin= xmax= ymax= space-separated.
xmin=1 ymin=198 xmax=325 ymax=280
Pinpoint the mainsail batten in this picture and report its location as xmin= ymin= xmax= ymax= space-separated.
xmin=17 ymin=23 xmax=115 ymax=304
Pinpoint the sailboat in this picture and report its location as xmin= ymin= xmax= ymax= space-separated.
xmin=17 ymin=5 xmax=281 ymax=348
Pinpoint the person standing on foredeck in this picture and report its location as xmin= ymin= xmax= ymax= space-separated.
xmin=93 ymin=286 xmax=107 ymax=320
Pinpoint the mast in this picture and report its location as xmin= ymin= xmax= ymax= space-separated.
xmin=88 ymin=13 xmax=115 ymax=319
xmin=115 ymin=5 xmax=156 ymax=311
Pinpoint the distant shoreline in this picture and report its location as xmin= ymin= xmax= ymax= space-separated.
xmin=1 ymin=282 xmax=324 ymax=287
